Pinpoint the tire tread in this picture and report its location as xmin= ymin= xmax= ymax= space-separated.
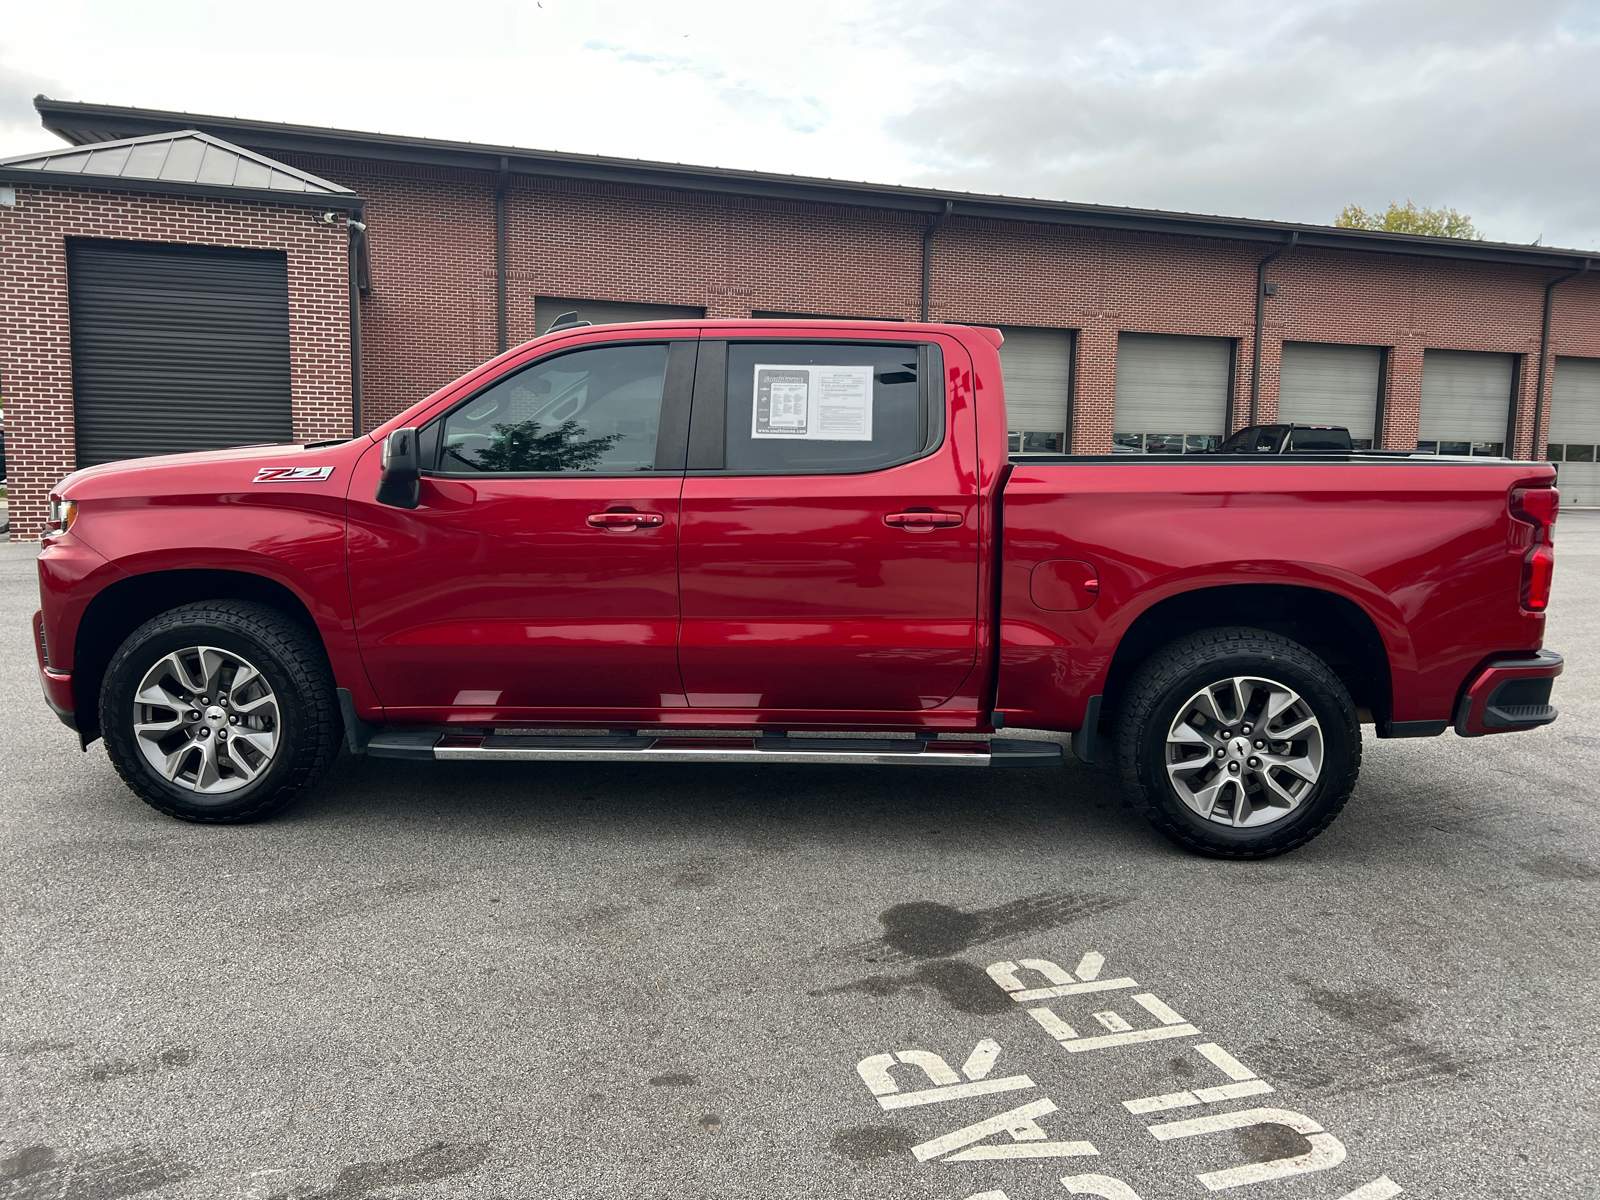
xmin=99 ymin=601 xmax=340 ymax=823
xmin=1115 ymin=626 xmax=1361 ymax=859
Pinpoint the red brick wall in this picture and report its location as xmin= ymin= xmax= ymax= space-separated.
xmin=279 ymin=151 xmax=1600 ymax=461
xmin=0 ymin=184 xmax=351 ymax=540
xmin=11 ymin=158 xmax=1598 ymax=544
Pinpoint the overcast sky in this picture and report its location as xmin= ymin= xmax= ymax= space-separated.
xmin=3 ymin=0 xmax=1597 ymax=249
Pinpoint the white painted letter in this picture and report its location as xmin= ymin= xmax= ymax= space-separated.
xmin=1146 ymin=1107 xmax=1347 ymax=1192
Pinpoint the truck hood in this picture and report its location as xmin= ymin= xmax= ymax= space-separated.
xmin=55 ymin=438 xmax=374 ymax=499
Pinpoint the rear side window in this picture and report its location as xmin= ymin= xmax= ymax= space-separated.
xmin=437 ymin=343 xmax=669 ymax=474
xmin=708 ymin=342 xmax=941 ymax=474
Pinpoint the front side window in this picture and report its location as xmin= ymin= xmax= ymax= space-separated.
xmin=438 ymin=343 xmax=669 ymax=474
xmin=715 ymin=342 xmax=940 ymax=474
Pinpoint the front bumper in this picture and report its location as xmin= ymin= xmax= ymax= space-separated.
xmin=1454 ymin=649 xmax=1562 ymax=737
xmin=33 ymin=610 xmax=77 ymax=730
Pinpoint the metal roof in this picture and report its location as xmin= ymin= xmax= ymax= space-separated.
xmin=0 ymin=126 xmax=362 ymax=210
xmin=29 ymin=97 xmax=1595 ymax=271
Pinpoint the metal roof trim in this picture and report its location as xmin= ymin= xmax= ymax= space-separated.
xmin=2 ymin=125 xmax=355 ymax=195
xmin=30 ymin=97 xmax=1598 ymax=271
xmin=0 ymin=166 xmax=366 ymax=212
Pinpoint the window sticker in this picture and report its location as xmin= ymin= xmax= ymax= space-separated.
xmin=752 ymin=364 xmax=874 ymax=442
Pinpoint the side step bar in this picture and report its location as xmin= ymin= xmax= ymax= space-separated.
xmin=366 ymin=731 xmax=1062 ymax=768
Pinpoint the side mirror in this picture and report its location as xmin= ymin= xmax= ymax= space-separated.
xmin=376 ymin=427 xmax=421 ymax=509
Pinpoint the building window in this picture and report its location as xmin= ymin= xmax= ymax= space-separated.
xmin=1415 ymin=440 xmax=1504 ymax=457
xmin=1009 ymin=430 xmax=1065 ymax=454
xmin=1112 ymin=432 xmax=1222 ymax=454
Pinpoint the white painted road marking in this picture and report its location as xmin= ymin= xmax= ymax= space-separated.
xmin=1195 ymin=1042 xmax=1256 ymax=1081
xmin=963 ymin=1038 xmax=1002 ymax=1080
xmin=988 ymin=957 xmax=1140 ymax=1002
xmin=1061 ymin=1176 xmax=1145 ymax=1198
xmin=1123 ymin=1042 xmax=1275 ymax=1113
xmin=876 ymin=1076 xmax=1037 ymax=1110
xmin=1146 ymin=1106 xmax=1348 ymax=1191
xmin=859 ymin=1043 xmax=1035 ymax=1108
xmin=911 ymin=1098 xmax=1099 ymax=1163
xmin=1336 ymin=1177 xmax=1404 ymax=1199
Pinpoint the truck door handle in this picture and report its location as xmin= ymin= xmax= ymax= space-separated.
xmin=586 ymin=510 xmax=665 ymax=530
xmin=885 ymin=511 xmax=963 ymax=528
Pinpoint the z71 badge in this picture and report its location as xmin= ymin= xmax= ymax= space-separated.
xmin=253 ymin=465 xmax=336 ymax=483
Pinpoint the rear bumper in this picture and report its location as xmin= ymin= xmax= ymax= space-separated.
xmin=33 ymin=610 xmax=78 ymax=730
xmin=1454 ymin=650 xmax=1562 ymax=737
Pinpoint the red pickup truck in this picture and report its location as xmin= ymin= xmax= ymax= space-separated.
xmin=34 ymin=320 xmax=1563 ymax=858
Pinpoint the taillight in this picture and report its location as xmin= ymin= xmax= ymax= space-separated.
xmin=1510 ymin=486 xmax=1558 ymax=611
xmin=1523 ymin=543 xmax=1554 ymax=611
xmin=1511 ymin=486 xmax=1558 ymax=539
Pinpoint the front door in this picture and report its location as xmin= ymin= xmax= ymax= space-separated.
xmin=677 ymin=335 xmax=981 ymax=714
xmin=348 ymin=336 xmax=696 ymax=722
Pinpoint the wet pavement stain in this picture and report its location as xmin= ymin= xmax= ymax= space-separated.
xmin=829 ymin=1126 xmax=918 ymax=1160
xmin=1518 ymin=854 xmax=1600 ymax=881
xmin=270 ymin=1142 xmax=489 ymax=1200
xmin=1 ymin=1143 xmax=192 ymax=1200
xmin=1235 ymin=1122 xmax=1313 ymax=1162
xmin=811 ymin=959 xmax=1012 ymax=1014
xmin=844 ymin=891 xmax=1130 ymax=964
xmin=648 ymin=1073 xmax=699 ymax=1086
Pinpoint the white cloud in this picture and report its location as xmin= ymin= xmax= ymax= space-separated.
xmin=0 ymin=0 xmax=1595 ymax=247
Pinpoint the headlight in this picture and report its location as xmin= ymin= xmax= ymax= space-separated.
xmin=45 ymin=498 xmax=79 ymax=538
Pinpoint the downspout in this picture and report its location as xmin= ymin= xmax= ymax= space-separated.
xmin=920 ymin=200 xmax=954 ymax=321
xmin=347 ymin=207 xmax=366 ymax=438
xmin=1531 ymin=257 xmax=1591 ymax=460
xmin=496 ymin=156 xmax=509 ymax=354
xmin=1249 ymin=231 xmax=1298 ymax=426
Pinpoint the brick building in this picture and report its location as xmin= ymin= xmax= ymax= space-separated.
xmin=3 ymin=97 xmax=1598 ymax=539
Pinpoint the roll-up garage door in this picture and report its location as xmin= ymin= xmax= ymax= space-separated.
xmin=1549 ymin=356 xmax=1600 ymax=505
xmin=1419 ymin=349 xmax=1514 ymax=456
xmin=68 ymin=240 xmax=292 ymax=468
xmin=1113 ymin=333 xmax=1232 ymax=453
xmin=1279 ymin=342 xmax=1381 ymax=447
xmin=998 ymin=326 xmax=1075 ymax=455
xmin=535 ymin=297 xmax=705 ymax=335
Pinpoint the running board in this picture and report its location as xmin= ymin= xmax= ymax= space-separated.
xmin=366 ymin=731 xmax=1061 ymax=768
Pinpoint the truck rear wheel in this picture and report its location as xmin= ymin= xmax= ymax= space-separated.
xmin=1114 ymin=627 xmax=1361 ymax=859
xmin=99 ymin=601 xmax=340 ymax=823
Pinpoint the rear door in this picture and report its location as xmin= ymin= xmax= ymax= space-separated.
xmin=347 ymin=335 xmax=695 ymax=720
xmin=676 ymin=333 xmax=981 ymax=713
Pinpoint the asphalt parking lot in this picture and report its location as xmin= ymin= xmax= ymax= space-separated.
xmin=2 ymin=516 xmax=1596 ymax=1200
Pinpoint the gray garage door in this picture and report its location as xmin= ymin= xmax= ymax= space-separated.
xmin=1419 ymin=349 xmax=1515 ymax=456
xmin=535 ymin=297 xmax=705 ymax=334
xmin=1279 ymin=342 xmax=1382 ymax=447
xmin=1549 ymin=356 xmax=1600 ymax=505
xmin=67 ymin=239 xmax=292 ymax=468
xmin=998 ymin=326 xmax=1075 ymax=455
xmin=1113 ymin=333 xmax=1232 ymax=454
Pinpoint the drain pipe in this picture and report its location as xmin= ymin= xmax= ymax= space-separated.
xmin=1249 ymin=231 xmax=1298 ymax=426
xmin=920 ymin=200 xmax=954 ymax=321
xmin=495 ymin=156 xmax=510 ymax=354
xmin=347 ymin=210 xmax=366 ymax=438
xmin=1531 ymin=257 xmax=1591 ymax=459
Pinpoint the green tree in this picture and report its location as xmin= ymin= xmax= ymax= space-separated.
xmin=470 ymin=418 xmax=620 ymax=472
xmin=1336 ymin=200 xmax=1484 ymax=240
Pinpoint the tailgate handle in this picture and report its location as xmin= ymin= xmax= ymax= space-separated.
xmin=885 ymin=511 xmax=963 ymax=528
xmin=587 ymin=510 xmax=665 ymax=529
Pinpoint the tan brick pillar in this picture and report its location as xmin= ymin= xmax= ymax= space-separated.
xmin=1071 ymin=320 xmax=1119 ymax=454
xmin=1382 ymin=341 xmax=1425 ymax=450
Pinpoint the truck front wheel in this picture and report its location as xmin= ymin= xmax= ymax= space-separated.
xmin=99 ymin=601 xmax=341 ymax=823
xmin=1115 ymin=627 xmax=1361 ymax=859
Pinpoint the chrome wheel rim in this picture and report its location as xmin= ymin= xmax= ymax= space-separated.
xmin=1165 ymin=675 xmax=1323 ymax=828
xmin=132 ymin=646 xmax=280 ymax=795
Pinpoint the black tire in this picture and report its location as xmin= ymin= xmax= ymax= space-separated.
xmin=99 ymin=601 xmax=340 ymax=823
xmin=1115 ymin=626 xmax=1361 ymax=859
